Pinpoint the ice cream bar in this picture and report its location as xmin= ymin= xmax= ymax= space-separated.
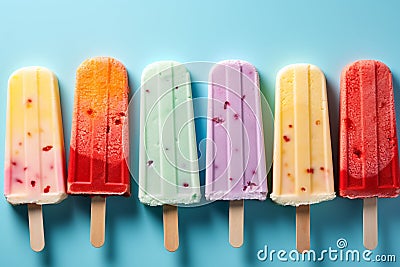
xmin=271 ymin=64 xmax=335 ymax=206
xmin=339 ymin=60 xmax=400 ymax=198
xmin=339 ymin=60 xmax=400 ymax=250
xmin=139 ymin=61 xmax=200 ymax=252
xmin=68 ymin=57 xmax=130 ymax=196
xmin=67 ymin=57 xmax=130 ymax=247
xmin=4 ymin=67 xmax=67 ymax=251
xmin=271 ymin=64 xmax=335 ymax=252
xmin=205 ymin=60 xmax=267 ymax=247
xmin=139 ymin=61 xmax=200 ymax=206
xmin=205 ymin=60 xmax=267 ymax=201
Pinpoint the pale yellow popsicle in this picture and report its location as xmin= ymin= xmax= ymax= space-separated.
xmin=271 ymin=64 xmax=335 ymax=206
xmin=4 ymin=67 xmax=66 ymax=205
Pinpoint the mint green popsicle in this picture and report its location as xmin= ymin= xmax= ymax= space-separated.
xmin=139 ymin=61 xmax=201 ymax=206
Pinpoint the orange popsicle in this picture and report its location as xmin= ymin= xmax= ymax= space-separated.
xmin=67 ymin=57 xmax=130 ymax=247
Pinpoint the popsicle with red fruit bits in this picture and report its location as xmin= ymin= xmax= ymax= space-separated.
xmin=68 ymin=57 xmax=130 ymax=248
xmin=5 ymin=67 xmax=67 ymax=251
xmin=205 ymin=60 xmax=267 ymax=247
xmin=339 ymin=60 xmax=400 ymax=250
xmin=139 ymin=61 xmax=201 ymax=252
xmin=271 ymin=64 xmax=335 ymax=252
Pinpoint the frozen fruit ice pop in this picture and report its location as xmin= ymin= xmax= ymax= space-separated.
xmin=271 ymin=64 xmax=335 ymax=252
xmin=139 ymin=61 xmax=200 ymax=252
xmin=5 ymin=67 xmax=66 ymax=205
xmin=139 ymin=61 xmax=200 ymax=206
xmin=271 ymin=64 xmax=335 ymax=206
xmin=339 ymin=60 xmax=400 ymax=198
xmin=339 ymin=60 xmax=400 ymax=250
xmin=4 ymin=66 xmax=66 ymax=251
xmin=67 ymin=57 xmax=130 ymax=248
xmin=205 ymin=60 xmax=267 ymax=200
xmin=205 ymin=60 xmax=267 ymax=248
xmin=67 ymin=57 xmax=130 ymax=196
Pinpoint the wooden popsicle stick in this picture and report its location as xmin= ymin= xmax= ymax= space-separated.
xmin=28 ymin=204 xmax=45 ymax=252
xmin=163 ymin=205 xmax=179 ymax=252
xmin=363 ymin=197 xmax=378 ymax=250
xmin=229 ymin=200 xmax=244 ymax=248
xmin=296 ymin=205 xmax=310 ymax=252
xmin=90 ymin=196 xmax=106 ymax=248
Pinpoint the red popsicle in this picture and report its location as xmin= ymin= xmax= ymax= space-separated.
xmin=339 ymin=60 xmax=400 ymax=250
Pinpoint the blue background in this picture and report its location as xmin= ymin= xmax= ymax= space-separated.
xmin=1 ymin=0 xmax=400 ymax=266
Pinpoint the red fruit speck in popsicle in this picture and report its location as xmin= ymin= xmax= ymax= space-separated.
xmin=301 ymin=187 xmax=306 ymax=192
xmin=23 ymin=167 xmax=27 ymax=171
xmin=306 ymin=168 xmax=314 ymax=174
xmin=183 ymin=183 xmax=189 ymax=187
xmin=42 ymin=146 xmax=53 ymax=152
xmin=247 ymin=181 xmax=257 ymax=187
xmin=283 ymin=135 xmax=290 ymax=142
xmin=26 ymin=99 xmax=33 ymax=108
xmin=44 ymin=186 xmax=50 ymax=193
xmin=31 ymin=181 xmax=36 ymax=187
xmin=229 ymin=177 xmax=233 ymax=181
xmin=320 ymin=167 xmax=325 ymax=171
xmin=119 ymin=112 xmax=125 ymax=116
xmin=16 ymin=179 xmax=23 ymax=184
xmin=224 ymin=101 xmax=230 ymax=109
xmin=147 ymin=160 xmax=154 ymax=166
xmin=344 ymin=118 xmax=354 ymax=129
xmin=115 ymin=119 xmax=121 ymax=125
xmin=87 ymin=109 xmax=94 ymax=115
xmin=27 ymin=132 xmax=32 ymax=137
xmin=18 ymin=142 xmax=22 ymax=146
xmin=315 ymin=120 xmax=321 ymax=125
xmin=289 ymin=124 xmax=293 ymax=128
xmin=212 ymin=117 xmax=224 ymax=124
xmin=145 ymin=89 xmax=150 ymax=93
xmin=233 ymin=114 xmax=239 ymax=120
xmin=11 ymin=161 xmax=17 ymax=166
xmin=353 ymin=149 xmax=362 ymax=158
xmin=175 ymin=86 xmax=179 ymax=90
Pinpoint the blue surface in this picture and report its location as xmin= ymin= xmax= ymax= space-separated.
xmin=1 ymin=0 xmax=400 ymax=266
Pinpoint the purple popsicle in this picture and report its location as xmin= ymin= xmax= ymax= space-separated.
xmin=206 ymin=60 xmax=267 ymax=247
xmin=206 ymin=60 xmax=267 ymax=200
